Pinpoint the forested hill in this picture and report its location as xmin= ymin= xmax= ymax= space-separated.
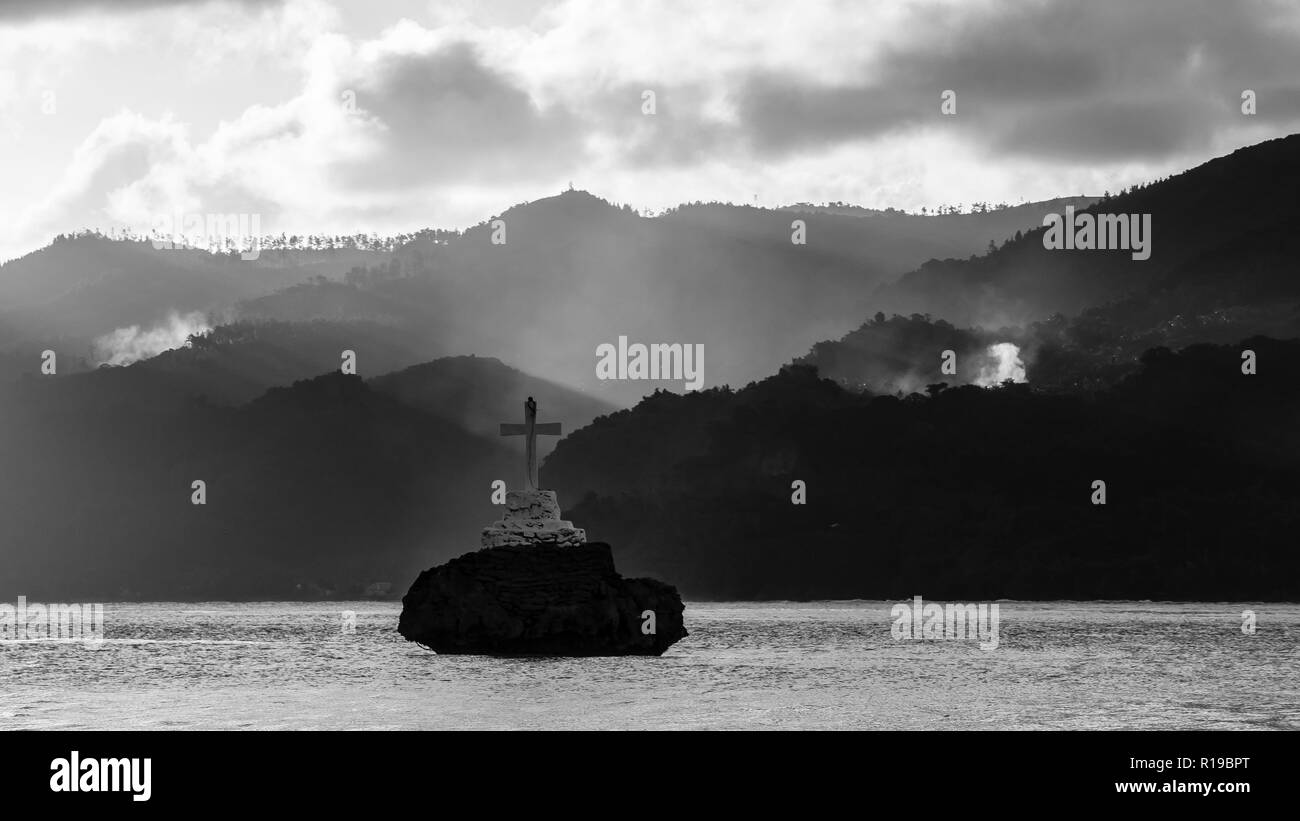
xmin=544 ymin=339 xmax=1300 ymax=600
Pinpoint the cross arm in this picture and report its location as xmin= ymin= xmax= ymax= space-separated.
xmin=533 ymin=423 xmax=562 ymax=436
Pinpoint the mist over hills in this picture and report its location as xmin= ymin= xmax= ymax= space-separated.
xmin=0 ymin=192 xmax=1080 ymax=403
xmin=235 ymin=191 xmax=1097 ymax=403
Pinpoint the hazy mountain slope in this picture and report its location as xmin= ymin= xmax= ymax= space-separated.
xmin=242 ymin=191 xmax=1093 ymax=404
xmin=16 ymin=320 xmax=605 ymax=427
xmin=0 ymin=345 xmax=614 ymax=597
xmin=369 ymin=355 xmax=618 ymax=461
xmin=878 ymin=134 xmax=1300 ymax=327
xmin=776 ymin=196 xmax=1097 ymax=261
xmin=124 ymin=319 xmax=436 ymax=406
xmin=0 ymin=235 xmax=393 ymax=349
xmin=0 ymin=372 xmax=515 ymax=599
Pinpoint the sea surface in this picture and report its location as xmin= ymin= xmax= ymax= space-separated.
xmin=2 ymin=601 xmax=1296 ymax=730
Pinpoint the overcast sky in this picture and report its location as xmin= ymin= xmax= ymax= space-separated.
xmin=1 ymin=0 xmax=1298 ymax=261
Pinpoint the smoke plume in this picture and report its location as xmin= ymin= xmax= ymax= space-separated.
xmin=93 ymin=311 xmax=212 ymax=366
xmin=975 ymin=342 xmax=1027 ymax=386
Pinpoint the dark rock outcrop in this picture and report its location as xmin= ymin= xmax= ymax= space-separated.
xmin=398 ymin=541 xmax=687 ymax=656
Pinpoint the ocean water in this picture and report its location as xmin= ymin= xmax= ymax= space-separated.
xmin=1 ymin=601 xmax=1296 ymax=730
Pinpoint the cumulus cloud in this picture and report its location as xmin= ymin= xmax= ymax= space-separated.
xmin=725 ymin=0 xmax=1300 ymax=163
xmin=9 ymin=17 xmax=589 ymax=247
xmin=12 ymin=111 xmax=192 ymax=244
xmin=336 ymin=39 xmax=583 ymax=188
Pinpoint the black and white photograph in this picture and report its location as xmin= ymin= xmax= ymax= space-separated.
xmin=0 ymin=0 xmax=1296 ymax=804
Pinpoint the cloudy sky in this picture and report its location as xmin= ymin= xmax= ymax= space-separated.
xmin=1 ymin=0 xmax=1298 ymax=261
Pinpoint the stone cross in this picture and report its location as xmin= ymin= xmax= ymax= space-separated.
xmin=499 ymin=396 xmax=562 ymax=491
